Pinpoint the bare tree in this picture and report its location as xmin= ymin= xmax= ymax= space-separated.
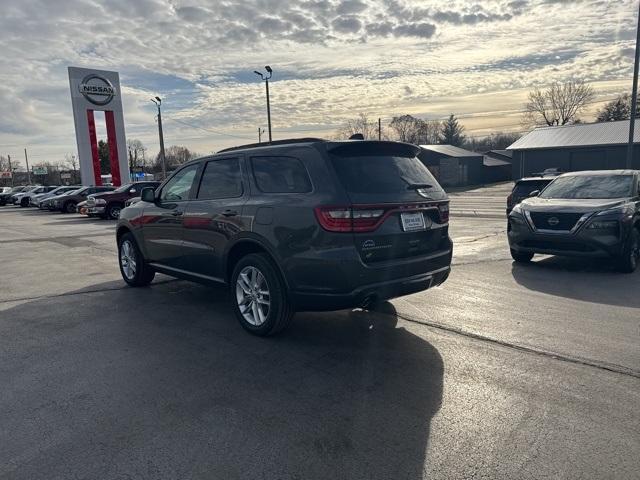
xmin=389 ymin=114 xmax=441 ymax=145
xmin=335 ymin=113 xmax=378 ymax=140
xmin=523 ymin=80 xmax=595 ymax=127
xmin=464 ymin=132 xmax=522 ymax=152
xmin=153 ymin=146 xmax=197 ymax=172
xmin=127 ymin=139 xmax=146 ymax=169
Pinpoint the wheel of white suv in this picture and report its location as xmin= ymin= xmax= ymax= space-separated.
xmin=617 ymin=227 xmax=639 ymax=273
xmin=510 ymin=248 xmax=534 ymax=263
xmin=118 ymin=232 xmax=155 ymax=286
xmin=63 ymin=201 xmax=76 ymax=214
xmin=230 ymin=253 xmax=293 ymax=336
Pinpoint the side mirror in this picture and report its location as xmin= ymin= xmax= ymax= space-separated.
xmin=141 ymin=187 xmax=156 ymax=203
xmin=528 ymin=190 xmax=540 ymax=198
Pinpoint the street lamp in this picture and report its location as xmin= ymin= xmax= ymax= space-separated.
xmin=151 ymin=96 xmax=167 ymax=179
xmin=254 ymin=66 xmax=273 ymax=143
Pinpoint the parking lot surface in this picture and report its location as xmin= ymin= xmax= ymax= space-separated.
xmin=1 ymin=184 xmax=639 ymax=479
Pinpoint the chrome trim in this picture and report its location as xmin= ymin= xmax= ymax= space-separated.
xmin=524 ymin=210 xmax=595 ymax=235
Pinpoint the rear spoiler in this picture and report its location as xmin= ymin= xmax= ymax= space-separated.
xmin=326 ymin=140 xmax=421 ymax=158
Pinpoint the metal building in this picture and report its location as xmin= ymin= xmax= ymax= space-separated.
xmin=418 ymin=145 xmax=484 ymax=187
xmin=508 ymin=120 xmax=640 ymax=179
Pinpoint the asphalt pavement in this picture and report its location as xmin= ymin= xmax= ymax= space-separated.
xmin=1 ymin=186 xmax=638 ymax=480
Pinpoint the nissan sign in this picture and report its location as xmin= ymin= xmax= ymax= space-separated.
xmin=78 ymin=74 xmax=116 ymax=106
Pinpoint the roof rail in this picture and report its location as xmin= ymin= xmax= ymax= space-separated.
xmin=217 ymin=137 xmax=327 ymax=154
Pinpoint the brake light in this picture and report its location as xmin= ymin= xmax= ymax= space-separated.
xmin=437 ymin=203 xmax=449 ymax=223
xmin=315 ymin=206 xmax=386 ymax=232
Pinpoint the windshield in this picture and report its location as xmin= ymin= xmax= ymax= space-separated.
xmin=540 ymin=175 xmax=634 ymax=199
xmin=330 ymin=155 xmax=446 ymax=200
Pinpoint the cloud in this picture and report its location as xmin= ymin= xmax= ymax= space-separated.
xmin=0 ymin=0 xmax=636 ymax=160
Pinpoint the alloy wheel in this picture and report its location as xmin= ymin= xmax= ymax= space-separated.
xmin=235 ymin=266 xmax=270 ymax=326
xmin=120 ymin=240 xmax=137 ymax=280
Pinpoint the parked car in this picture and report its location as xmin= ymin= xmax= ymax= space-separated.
xmin=16 ymin=185 xmax=58 ymax=207
xmin=506 ymin=177 xmax=556 ymax=214
xmin=87 ymin=181 xmax=160 ymax=219
xmin=0 ymin=186 xmax=28 ymax=205
xmin=508 ymin=170 xmax=640 ymax=272
xmin=116 ymin=139 xmax=453 ymax=336
xmin=50 ymin=186 xmax=115 ymax=213
xmin=1 ymin=187 xmax=12 ymax=194
xmin=30 ymin=185 xmax=81 ymax=207
xmin=9 ymin=185 xmax=39 ymax=205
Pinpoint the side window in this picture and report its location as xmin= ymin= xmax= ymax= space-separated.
xmin=196 ymin=158 xmax=243 ymax=200
xmin=160 ymin=164 xmax=199 ymax=202
xmin=251 ymin=156 xmax=312 ymax=193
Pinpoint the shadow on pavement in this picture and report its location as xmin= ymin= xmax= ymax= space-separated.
xmin=44 ymin=217 xmax=113 ymax=226
xmin=511 ymin=256 xmax=640 ymax=308
xmin=0 ymin=279 xmax=443 ymax=480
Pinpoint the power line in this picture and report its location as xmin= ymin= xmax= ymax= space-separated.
xmin=163 ymin=116 xmax=253 ymax=140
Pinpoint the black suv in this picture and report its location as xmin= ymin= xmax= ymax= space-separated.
xmin=508 ymin=170 xmax=640 ymax=272
xmin=116 ymin=139 xmax=453 ymax=335
xmin=506 ymin=177 xmax=555 ymax=214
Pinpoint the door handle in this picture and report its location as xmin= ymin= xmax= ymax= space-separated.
xmin=171 ymin=210 xmax=183 ymax=216
xmin=222 ymin=209 xmax=238 ymax=217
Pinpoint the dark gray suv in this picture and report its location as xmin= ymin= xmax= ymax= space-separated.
xmin=116 ymin=139 xmax=452 ymax=335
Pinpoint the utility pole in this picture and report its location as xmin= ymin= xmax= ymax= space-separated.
xmin=628 ymin=0 xmax=640 ymax=168
xmin=24 ymin=148 xmax=31 ymax=184
xmin=151 ymin=97 xmax=167 ymax=179
xmin=7 ymin=154 xmax=13 ymax=186
xmin=378 ymin=118 xmax=382 ymax=141
xmin=254 ymin=66 xmax=273 ymax=144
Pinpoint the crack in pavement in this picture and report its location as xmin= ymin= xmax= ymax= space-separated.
xmin=383 ymin=306 xmax=640 ymax=380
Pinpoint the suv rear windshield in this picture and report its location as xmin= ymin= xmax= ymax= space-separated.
xmin=513 ymin=179 xmax=552 ymax=197
xmin=540 ymin=175 xmax=634 ymax=199
xmin=330 ymin=155 xmax=446 ymax=199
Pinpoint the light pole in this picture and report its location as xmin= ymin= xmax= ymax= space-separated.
xmin=254 ymin=66 xmax=273 ymax=143
xmin=151 ymin=96 xmax=167 ymax=179
xmin=627 ymin=0 xmax=640 ymax=168
xmin=258 ymin=127 xmax=265 ymax=143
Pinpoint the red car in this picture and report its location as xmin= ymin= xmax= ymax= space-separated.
xmin=86 ymin=181 xmax=160 ymax=219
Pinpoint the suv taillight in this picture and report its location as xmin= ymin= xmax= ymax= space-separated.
xmin=315 ymin=206 xmax=386 ymax=232
xmin=437 ymin=203 xmax=449 ymax=223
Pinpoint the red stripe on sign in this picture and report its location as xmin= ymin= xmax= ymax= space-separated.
xmin=86 ymin=110 xmax=102 ymax=186
xmin=105 ymin=110 xmax=122 ymax=186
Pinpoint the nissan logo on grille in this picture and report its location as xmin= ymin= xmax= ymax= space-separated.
xmin=78 ymin=74 xmax=116 ymax=106
xmin=547 ymin=217 xmax=560 ymax=227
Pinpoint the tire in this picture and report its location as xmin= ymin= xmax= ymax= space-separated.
xmin=230 ymin=253 xmax=293 ymax=336
xmin=118 ymin=232 xmax=155 ymax=286
xmin=106 ymin=203 xmax=123 ymax=220
xmin=616 ymin=227 xmax=639 ymax=273
xmin=20 ymin=198 xmax=29 ymax=207
xmin=63 ymin=201 xmax=76 ymax=214
xmin=511 ymin=248 xmax=534 ymax=263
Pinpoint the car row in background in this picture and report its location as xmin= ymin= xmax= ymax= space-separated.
xmin=0 ymin=180 xmax=160 ymax=219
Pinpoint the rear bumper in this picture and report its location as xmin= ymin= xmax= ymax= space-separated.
xmin=289 ymin=239 xmax=453 ymax=311
xmin=291 ymin=266 xmax=450 ymax=311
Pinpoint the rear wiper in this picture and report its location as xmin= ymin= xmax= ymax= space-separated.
xmin=406 ymin=183 xmax=433 ymax=190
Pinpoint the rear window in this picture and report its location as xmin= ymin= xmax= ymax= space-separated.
xmin=513 ymin=180 xmax=552 ymax=197
xmin=251 ymin=156 xmax=312 ymax=193
xmin=330 ymin=155 xmax=446 ymax=198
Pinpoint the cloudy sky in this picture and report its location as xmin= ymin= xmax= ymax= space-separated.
xmin=0 ymin=0 xmax=637 ymax=167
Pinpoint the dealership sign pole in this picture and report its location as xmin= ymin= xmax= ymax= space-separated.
xmin=68 ymin=67 xmax=129 ymax=186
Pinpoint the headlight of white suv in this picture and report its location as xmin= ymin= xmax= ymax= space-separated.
xmin=511 ymin=203 xmax=525 ymax=215
xmin=595 ymin=204 xmax=634 ymax=217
